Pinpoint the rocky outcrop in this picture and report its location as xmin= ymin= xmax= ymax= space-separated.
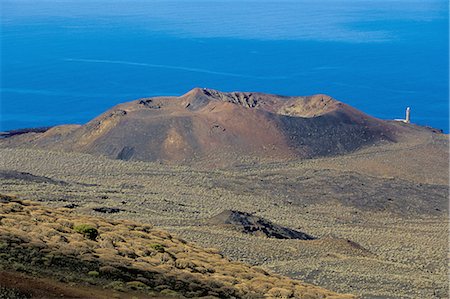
xmin=207 ymin=210 xmax=315 ymax=240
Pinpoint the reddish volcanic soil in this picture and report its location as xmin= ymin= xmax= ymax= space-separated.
xmin=0 ymin=88 xmax=436 ymax=165
xmin=0 ymin=271 xmax=164 ymax=299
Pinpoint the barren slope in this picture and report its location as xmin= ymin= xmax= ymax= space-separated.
xmin=0 ymin=88 xmax=416 ymax=165
xmin=0 ymin=147 xmax=447 ymax=298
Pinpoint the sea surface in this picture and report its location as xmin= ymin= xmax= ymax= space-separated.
xmin=1 ymin=0 xmax=448 ymax=132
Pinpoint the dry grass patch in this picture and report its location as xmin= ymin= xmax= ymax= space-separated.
xmin=0 ymin=194 xmax=355 ymax=298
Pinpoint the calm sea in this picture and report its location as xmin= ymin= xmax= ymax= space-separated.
xmin=1 ymin=0 xmax=448 ymax=132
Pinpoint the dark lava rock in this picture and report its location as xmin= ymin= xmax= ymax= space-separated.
xmin=117 ymin=146 xmax=135 ymax=161
xmin=0 ymin=170 xmax=67 ymax=185
xmin=207 ymin=210 xmax=315 ymax=240
xmin=93 ymin=207 xmax=124 ymax=214
xmin=63 ymin=203 xmax=79 ymax=209
xmin=139 ymin=99 xmax=161 ymax=109
xmin=0 ymin=126 xmax=52 ymax=139
xmin=0 ymin=194 xmax=14 ymax=203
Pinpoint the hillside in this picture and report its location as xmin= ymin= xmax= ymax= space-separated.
xmin=0 ymin=140 xmax=447 ymax=298
xmin=0 ymin=88 xmax=415 ymax=165
xmin=0 ymin=194 xmax=355 ymax=299
xmin=0 ymin=89 xmax=447 ymax=298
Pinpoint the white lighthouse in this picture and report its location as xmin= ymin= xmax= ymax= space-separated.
xmin=405 ymin=107 xmax=411 ymax=123
xmin=394 ymin=107 xmax=411 ymax=123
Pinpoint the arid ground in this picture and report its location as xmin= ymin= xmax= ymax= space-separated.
xmin=0 ymin=125 xmax=447 ymax=298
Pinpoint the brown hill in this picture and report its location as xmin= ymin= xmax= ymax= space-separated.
xmin=1 ymin=88 xmax=414 ymax=164
xmin=0 ymin=194 xmax=355 ymax=298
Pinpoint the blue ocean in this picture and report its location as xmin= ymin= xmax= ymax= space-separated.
xmin=1 ymin=1 xmax=448 ymax=132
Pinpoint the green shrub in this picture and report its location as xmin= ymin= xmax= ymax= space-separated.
xmin=0 ymin=286 xmax=30 ymax=299
xmin=148 ymin=243 xmax=165 ymax=252
xmin=99 ymin=265 xmax=121 ymax=278
xmin=88 ymin=270 xmax=99 ymax=277
xmin=0 ymin=241 xmax=8 ymax=250
xmin=12 ymin=262 xmax=26 ymax=272
xmin=74 ymin=224 xmax=98 ymax=240
xmin=126 ymin=281 xmax=149 ymax=290
xmin=160 ymin=289 xmax=180 ymax=297
xmin=105 ymin=281 xmax=126 ymax=292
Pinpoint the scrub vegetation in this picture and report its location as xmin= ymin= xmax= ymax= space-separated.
xmin=0 ymin=194 xmax=354 ymax=298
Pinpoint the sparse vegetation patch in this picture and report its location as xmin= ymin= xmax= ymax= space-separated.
xmin=73 ymin=224 xmax=99 ymax=240
xmin=0 ymin=195 xmax=355 ymax=298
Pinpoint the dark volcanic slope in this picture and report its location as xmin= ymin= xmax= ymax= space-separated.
xmin=1 ymin=88 xmax=409 ymax=164
xmin=207 ymin=210 xmax=315 ymax=240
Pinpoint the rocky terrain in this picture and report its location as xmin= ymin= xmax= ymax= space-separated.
xmin=0 ymin=134 xmax=447 ymax=298
xmin=0 ymin=89 xmax=448 ymax=298
xmin=206 ymin=210 xmax=315 ymax=240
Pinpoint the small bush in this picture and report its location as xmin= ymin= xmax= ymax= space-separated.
xmin=0 ymin=286 xmax=30 ymax=299
xmin=175 ymin=258 xmax=194 ymax=269
xmin=12 ymin=262 xmax=26 ymax=272
xmin=105 ymin=281 xmax=126 ymax=292
xmin=267 ymin=287 xmax=293 ymax=298
xmin=88 ymin=270 xmax=99 ymax=277
xmin=154 ymin=285 xmax=171 ymax=292
xmin=74 ymin=224 xmax=98 ymax=240
xmin=99 ymin=265 xmax=121 ymax=277
xmin=160 ymin=289 xmax=180 ymax=297
xmin=0 ymin=241 xmax=8 ymax=250
xmin=148 ymin=243 xmax=165 ymax=253
xmin=117 ymin=247 xmax=138 ymax=259
xmin=126 ymin=281 xmax=149 ymax=290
